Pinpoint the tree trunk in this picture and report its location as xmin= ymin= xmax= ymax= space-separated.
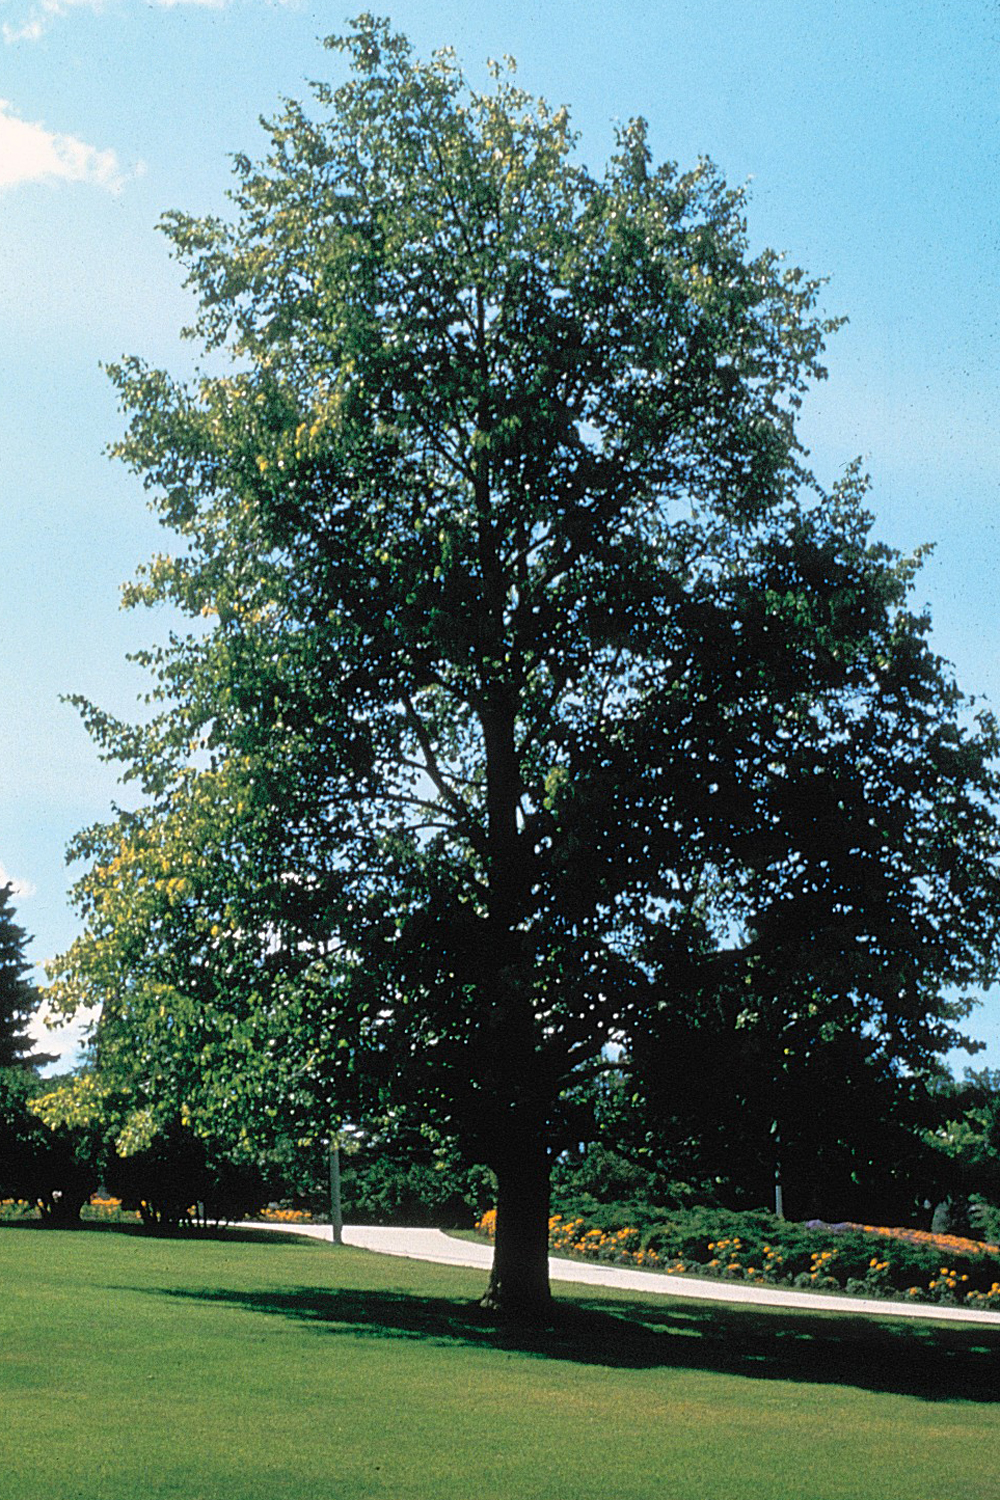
xmin=480 ymin=1130 xmax=552 ymax=1322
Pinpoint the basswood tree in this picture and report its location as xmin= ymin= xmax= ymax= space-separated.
xmin=49 ymin=18 xmax=1000 ymax=1318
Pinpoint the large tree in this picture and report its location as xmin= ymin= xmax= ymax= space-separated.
xmin=49 ymin=18 xmax=1000 ymax=1318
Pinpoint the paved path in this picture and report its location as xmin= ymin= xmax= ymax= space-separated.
xmin=242 ymin=1221 xmax=1000 ymax=1327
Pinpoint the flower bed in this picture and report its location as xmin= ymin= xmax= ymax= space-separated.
xmin=0 ymin=1198 xmax=36 ymax=1221
xmin=83 ymin=1196 xmax=141 ymax=1223
xmin=475 ymin=1205 xmax=1000 ymax=1311
xmin=1 ymin=1196 xmax=315 ymax=1227
xmin=0 ymin=1195 xmax=142 ymax=1224
xmin=257 ymin=1205 xmax=314 ymax=1224
xmin=840 ymin=1221 xmax=1000 ymax=1258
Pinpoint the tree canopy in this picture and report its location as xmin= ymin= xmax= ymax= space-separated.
xmin=49 ymin=16 xmax=1000 ymax=1317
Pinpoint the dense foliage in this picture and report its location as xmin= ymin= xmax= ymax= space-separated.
xmin=341 ymin=1132 xmax=494 ymax=1228
xmin=589 ymin=1054 xmax=958 ymax=1225
xmin=26 ymin=1073 xmax=270 ymax=1229
xmin=924 ymin=1068 xmax=1000 ymax=1236
xmin=47 ymin=18 xmax=1000 ymax=1315
xmin=0 ymin=1069 xmax=99 ymax=1223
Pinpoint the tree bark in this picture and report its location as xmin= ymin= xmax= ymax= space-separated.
xmin=480 ymin=1128 xmax=552 ymax=1322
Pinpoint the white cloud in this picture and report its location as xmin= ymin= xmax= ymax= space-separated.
xmin=0 ymin=98 xmax=131 ymax=192
xmin=27 ymin=1000 xmax=99 ymax=1074
xmin=3 ymin=13 xmax=46 ymax=40
xmin=4 ymin=0 xmax=228 ymax=45
xmin=0 ymin=860 xmax=36 ymax=898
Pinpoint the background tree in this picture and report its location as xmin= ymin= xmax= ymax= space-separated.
xmin=30 ymin=1071 xmax=270 ymax=1229
xmin=0 ymin=1069 xmax=100 ymax=1223
xmin=924 ymin=1069 xmax=1000 ymax=1237
xmin=0 ymin=883 xmax=46 ymax=1068
xmin=49 ymin=18 xmax=1000 ymax=1319
xmin=612 ymin=1018 xmax=953 ymax=1225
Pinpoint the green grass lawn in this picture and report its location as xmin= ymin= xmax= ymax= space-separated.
xmin=1 ymin=1224 xmax=997 ymax=1500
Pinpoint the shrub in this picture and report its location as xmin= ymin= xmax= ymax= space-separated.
xmin=343 ymin=1145 xmax=494 ymax=1228
xmin=476 ymin=1202 xmax=1000 ymax=1310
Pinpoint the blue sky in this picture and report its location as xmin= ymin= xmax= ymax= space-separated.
xmin=1 ymin=0 xmax=997 ymax=1070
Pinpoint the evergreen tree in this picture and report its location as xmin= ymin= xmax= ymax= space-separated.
xmin=0 ymin=883 xmax=42 ymax=1068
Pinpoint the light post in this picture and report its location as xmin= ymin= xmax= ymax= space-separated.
xmin=329 ymin=1138 xmax=343 ymax=1245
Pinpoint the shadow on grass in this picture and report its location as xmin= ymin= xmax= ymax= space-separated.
xmin=147 ymin=1280 xmax=1000 ymax=1403
xmin=0 ymin=1219 xmax=309 ymax=1245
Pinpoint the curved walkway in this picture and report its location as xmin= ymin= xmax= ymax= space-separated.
xmin=243 ymin=1221 xmax=1000 ymax=1327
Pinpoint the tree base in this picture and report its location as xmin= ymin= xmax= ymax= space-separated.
xmin=478 ymin=1282 xmax=554 ymax=1327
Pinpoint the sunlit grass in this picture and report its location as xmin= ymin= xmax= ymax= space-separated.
xmin=1 ymin=1224 xmax=996 ymax=1499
